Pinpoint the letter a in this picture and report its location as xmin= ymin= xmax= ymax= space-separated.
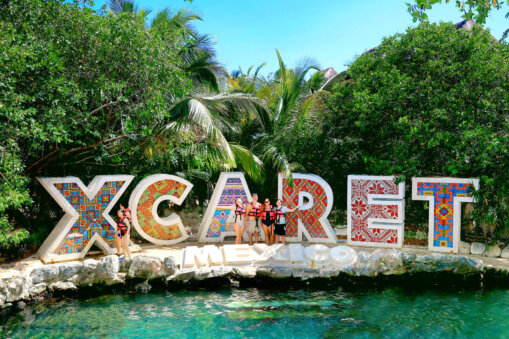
xmin=278 ymin=173 xmax=336 ymax=243
xmin=347 ymin=175 xmax=405 ymax=248
xmin=129 ymin=174 xmax=193 ymax=245
xmin=197 ymin=172 xmax=252 ymax=242
xmin=37 ymin=175 xmax=134 ymax=263
xmin=412 ymin=177 xmax=479 ymax=253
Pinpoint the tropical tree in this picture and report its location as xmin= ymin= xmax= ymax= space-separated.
xmin=228 ymin=51 xmax=327 ymax=182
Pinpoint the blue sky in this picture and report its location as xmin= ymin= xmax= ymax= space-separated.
xmin=96 ymin=0 xmax=508 ymax=75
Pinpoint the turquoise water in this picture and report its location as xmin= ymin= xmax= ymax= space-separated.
xmin=2 ymin=287 xmax=509 ymax=338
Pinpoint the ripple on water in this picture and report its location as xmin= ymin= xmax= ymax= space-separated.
xmin=2 ymin=288 xmax=509 ymax=338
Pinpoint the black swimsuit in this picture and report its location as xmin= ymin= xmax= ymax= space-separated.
xmin=117 ymin=217 xmax=128 ymax=237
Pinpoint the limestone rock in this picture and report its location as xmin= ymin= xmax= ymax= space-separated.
xmin=135 ymin=282 xmax=152 ymax=293
xmin=4 ymin=276 xmax=30 ymax=303
xmin=57 ymin=262 xmax=83 ymax=280
xmin=471 ymin=242 xmax=486 ymax=255
xmin=30 ymin=265 xmax=59 ymax=284
xmin=501 ymin=246 xmax=509 ymax=259
xmin=454 ymin=256 xmax=483 ymax=274
xmin=128 ymin=255 xmax=164 ymax=279
xmin=29 ymin=283 xmax=47 ymax=296
xmin=232 ymin=266 xmax=257 ymax=279
xmin=95 ymin=255 xmax=120 ymax=280
xmin=82 ymin=259 xmax=98 ymax=275
xmin=256 ymin=266 xmax=293 ymax=278
xmin=48 ymin=281 xmax=77 ymax=291
xmin=459 ymin=241 xmax=471 ymax=254
xmin=163 ymin=256 xmax=177 ymax=275
xmin=485 ymin=244 xmax=502 ymax=258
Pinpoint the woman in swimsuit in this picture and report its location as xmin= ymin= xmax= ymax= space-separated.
xmin=274 ymin=199 xmax=299 ymax=245
xmin=116 ymin=209 xmax=132 ymax=260
xmin=261 ymin=199 xmax=276 ymax=245
xmin=232 ymin=198 xmax=246 ymax=244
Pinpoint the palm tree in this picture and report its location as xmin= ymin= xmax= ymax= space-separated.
xmin=106 ymin=1 xmax=268 ymax=184
xmin=227 ymin=50 xmax=326 ymax=180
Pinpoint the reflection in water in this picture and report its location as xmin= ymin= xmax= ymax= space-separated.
xmin=2 ymin=287 xmax=509 ymax=338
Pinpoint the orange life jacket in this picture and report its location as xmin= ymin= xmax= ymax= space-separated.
xmin=262 ymin=205 xmax=276 ymax=221
xmin=248 ymin=202 xmax=261 ymax=218
xmin=235 ymin=205 xmax=245 ymax=222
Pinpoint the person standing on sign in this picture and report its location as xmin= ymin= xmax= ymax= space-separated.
xmin=232 ymin=198 xmax=246 ymax=244
xmin=116 ymin=209 xmax=132 ymax=260
xmin=261 ymin=199 xmax=276 ymax=245
xmin=245 ymin=193 xmax=261 ymax=246
xmin=274 ymin=199 xmax=299 ymax=245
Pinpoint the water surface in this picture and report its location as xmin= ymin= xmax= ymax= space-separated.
xmin=2 ymin=287 xmax=509 ymax=338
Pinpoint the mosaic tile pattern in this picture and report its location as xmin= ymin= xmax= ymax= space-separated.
xmin=136 ymin=179 xmax=187 ymax=240
xmin=349 ymin=178 xmax=402 ymax=245
xmin=206 ymin=177 xmax=249 ymax=238
xmin=53 ymin=181 xmax=125 ymax=254
xmin=281 ymin=178 xmax=329 ymax=239
xmin=415 ymin=182 xmax=473 ymax=248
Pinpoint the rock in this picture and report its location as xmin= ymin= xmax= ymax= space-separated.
xmin=415 ymin=231 xmax=428 ymax=240
xmin=454 ymin=256 xmax=483 ymax=274
xmin=30 ymin=265 xmax=59 ymax=284
xmin=256 ymin=266 xmax=292 ymax=278
xmin=82 ymin=259 xmax=98 ymax=275
xmin=232 ymin=266 xmax=257 ymax=279
xmin=29 ymin=283 xmax=47 ymax=296
xmin=3 ymin=276 xmax=30 ymax=303
xmin=57 ymin=262 xmax=83 ymax=280
xmin=163 ymin=256 xmax=177 ymax=275
xmin=485 ymin=244 xmax=502 ymax=258
xmin=135 ymin=282 xmax=152 ymax=293
xmin=194 ymin=267 xmax=232 ymax=280
xmin=471 ymin=242 xmax=486 ymax=255
xmin=501 ymin=246 xmax=509 ymax=259
xmin=412 ymin=253 xmax=459 ymax=272
xmin=95 ymin=255 xmax=120 ymax=280
xmin=16 ymin=301 xmax=26 ymax=309
xmin=48 ymin=281 xmax=77 ymax=291
xmin=459 ymin=241 xmax=471 ymax=254
xmin=169 ymin=270 xmax=195 ymax=282
xmin=128 ymin=256 xmax=164 ymax=279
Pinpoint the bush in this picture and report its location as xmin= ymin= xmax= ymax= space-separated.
xmin=320 ymin=22 xmax=509 ymax=238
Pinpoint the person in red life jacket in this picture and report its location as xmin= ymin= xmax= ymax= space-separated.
xmin=231 ymin=198 xmax=246 ymax=244
xmin=120 ymin=204 xmax=132 ymax=222
xmin=245 ymin=193 xmax=261 ymax=246
xmin=274 ymin=199 xmax=299 ymax=245
xmin=116 ymin=209 xmax=132 ymax=260
xmin=261 ymin=198 xmax=276 ymax=245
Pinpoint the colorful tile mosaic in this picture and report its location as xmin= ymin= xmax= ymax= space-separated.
xmin=279 ymin=174 xmax=336 ymax=242
xmin=347 ymin=176 xmax=405 ymax=248
xmin=198 ymin=173 xmax=251 ymax=242
xmin=137 ymin=179 xmax=186 ymax=240
xmin=129 ymin=174 xmax=193 ymax=245
xmin=412 ymin=178 xmax=479 ymax=253
xmin=53 ymin=181 xmax=125 ymax=255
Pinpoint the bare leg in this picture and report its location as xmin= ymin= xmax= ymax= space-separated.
xmin=282 ymin=235 xmax=286 ymax=245
xmin=122 ymin=235 xmax=131 ymax=260
xmin=234 ymin=223 xmax=241 ymax=244
xmin=249 ymin=233 xmax=253 ymax=246
xmin=115 ymin=233 xmax=122 ymax=256
xmin=275 ymin=234 xmax=280 ymax=244
xmin=263 ymin=225 xmax=270 ymax=245
xmin=270 ymin=225 xmax=275 ymax=244
xmin=255 ymin=231 xmax=259 ymax=244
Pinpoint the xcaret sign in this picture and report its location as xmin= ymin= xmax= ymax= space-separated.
xmin=37 ymin=173 xmax=478 ymax=263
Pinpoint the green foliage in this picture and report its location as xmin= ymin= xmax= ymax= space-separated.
xmin=407 ymin=0 xmax=509 ymax=24
xmin=322 ymin=22 xmax=509 ymax=238
xmin=0 ymin=0 xmax=264 ymax=252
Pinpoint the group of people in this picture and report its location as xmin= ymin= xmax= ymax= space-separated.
xmin=232 ymin=193 xmax=299 ymax=245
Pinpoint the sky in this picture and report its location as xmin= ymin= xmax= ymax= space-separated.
xmin=96 ymin=0 xmax=508 ymax=75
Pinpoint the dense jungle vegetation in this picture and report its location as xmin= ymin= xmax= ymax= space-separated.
xmin=0 ymin=0 xmax=508 ymax=258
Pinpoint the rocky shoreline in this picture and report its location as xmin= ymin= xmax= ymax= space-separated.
xmin=2 ymin=244 xmax=509 ymax=311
